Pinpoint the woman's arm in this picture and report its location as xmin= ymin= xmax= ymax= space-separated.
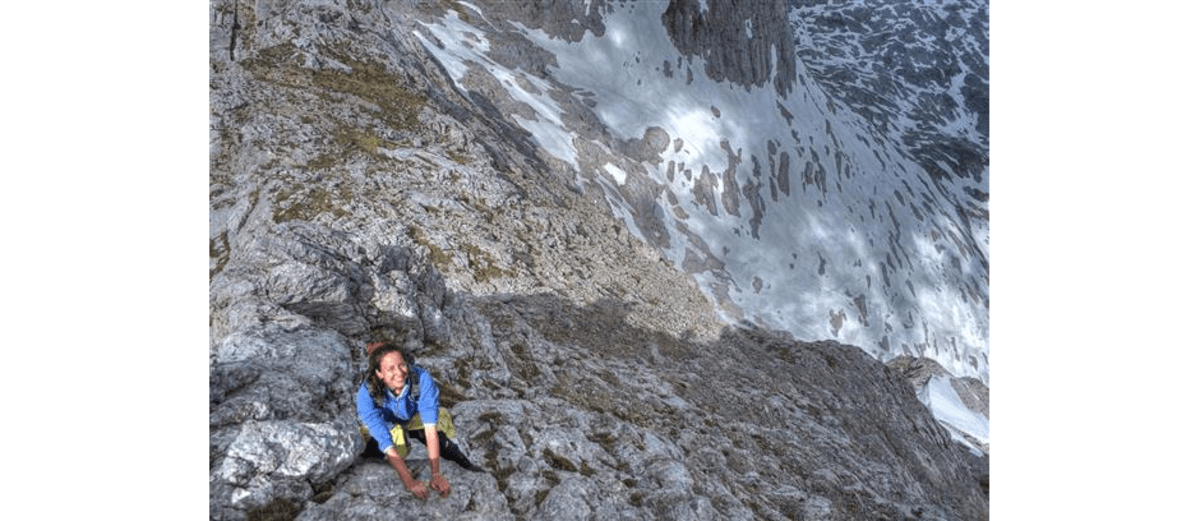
xmin=384 ymin=445 xmax=431 ymax=500
xmin=355 ymin=385 xmax=396 ymax=455
xmin=359 ymin=385 xmax=432 ymax=499
xmin=413 ymin=368 xmax=450 ymax=496
xmin=423 ymin=424 xmax=450 ymax=497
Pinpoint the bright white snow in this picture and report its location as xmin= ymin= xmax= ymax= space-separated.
xmin=413 ymin=0 xmax=990 ymax=412
xmin=922 ymin=374 xmax=989 ymax=453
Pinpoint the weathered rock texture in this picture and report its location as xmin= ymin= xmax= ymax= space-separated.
xmin=889 ymin=355 xmax=990 ymax=455
xmin=210 ymin=0 xmax=988 ymax=519
xmin=210 ymin=222 xmax=987 ymax=520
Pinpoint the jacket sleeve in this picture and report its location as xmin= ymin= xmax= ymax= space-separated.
xmin=415 ymin=368 xmax=441 ymax=427
xmin=356 ymin=383 xmax=395 ymax=454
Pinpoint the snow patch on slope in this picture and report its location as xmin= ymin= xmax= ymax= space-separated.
xmin=413 ymin=2 xmax=989 ymax=387
xmin=921 ymin=374 xmax=989 ymax=454
xmin=415 ymin=11 xmax=580 ymax=169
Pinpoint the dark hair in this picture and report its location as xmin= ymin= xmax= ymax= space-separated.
xmin=365 ymin=343 xmax=419 ymax=407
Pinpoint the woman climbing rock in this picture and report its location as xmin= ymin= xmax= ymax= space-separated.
xmin=356 ymin=342 xmax=484 ymax=499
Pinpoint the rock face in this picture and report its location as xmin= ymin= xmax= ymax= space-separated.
xmin=889 ymin=355 xmax=990 ymax=455
xmin=209 ymin=0 xmax=988 ymax=519
xmin=210 ymin=221 xmax=987 ymax=520
xmin=661 ymin=0 xmax=798 ymax=96
xmin=210 ymin=0 xmax=990 ymax=381
xmin=792 ymin=0 xmax=990 ymax=181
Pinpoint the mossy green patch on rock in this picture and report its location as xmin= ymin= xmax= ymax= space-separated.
xmin=542 ymin=448 xmax=578 ymax=473
xmin=408 ymin=226 xmax=454 ymax=271
xmin=448 ymin=149 xmax=472 ymax=165
xmin=493 ymin=464 xmax=516 ymax=494
xmin=210 ymin=231 xmax=231 ymax=280
xmin=332 ymin=125 xmax=391 ymax=159
xmin=245 ymin=497 xmax=300 ymax=521
xmin=305 ymin=152 xmax=341 ymax=172
xmin=534 ymin=470 xmax=561 ymax=507
xmin=241 ymin=43 xmax=427 ymax=170
xmin=423 ymin=367 xmax=468 ymax=407
xmin=586 ymin=431 xmax=620 ymax=456
xmin=273 ymin=186 xmax=351 ymax=223
xmin=305 ymin=125 xmax=392 ymax=170
xmin=243 ymin=43 xmax=427 ymax=131
xmin=311 ymin=48 xmax=427 ymax=132
xmin=242 ymin=43 xmax=308 ymax=84
xmin=508 ymin=342 xmax=542 ymax=383
xmin=403 ymin=225 xmax=516 ymax=283
xmin=463 ymin=242 xmax=515 ymax=282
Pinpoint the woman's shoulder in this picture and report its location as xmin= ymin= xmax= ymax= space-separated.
xmin=355 ymin=380 xmax=381 ymax=412
xmin=414 ymin=364 xmax=437 ymax=384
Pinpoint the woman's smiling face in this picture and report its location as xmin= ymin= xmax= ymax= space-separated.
xmin=375 ymin=351 xmax=409 ymax=394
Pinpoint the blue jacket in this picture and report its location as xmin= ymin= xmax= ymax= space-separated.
xmin=356 ymin=364 xmax=441 ymax=455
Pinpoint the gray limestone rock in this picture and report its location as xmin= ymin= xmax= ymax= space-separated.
xmin=209 ymin=221 xmax=988 ymax=519
xmin=209 ymin=0 xmax=988 ymax=519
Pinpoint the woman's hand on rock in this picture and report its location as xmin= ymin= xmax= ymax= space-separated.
xmin=404 ymin=478 xmax=430 ymax=499
xmin=429 ymin=473 xmax=451 ymax=497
